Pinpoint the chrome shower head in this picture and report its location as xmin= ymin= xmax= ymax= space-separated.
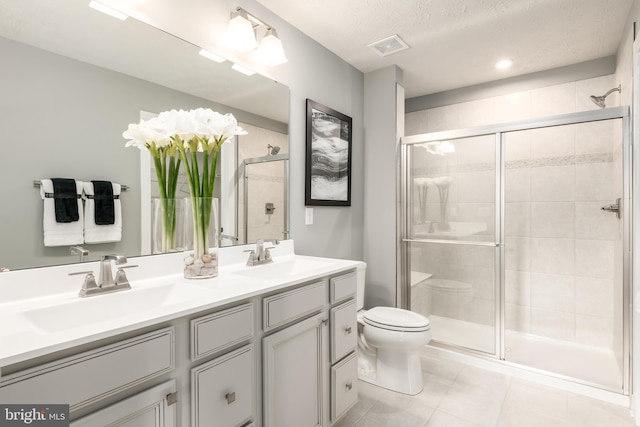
xmin=590 ymin=84 xmax=621 ymax=109
xmin=267 ymin=144 xmax=280 ymax=155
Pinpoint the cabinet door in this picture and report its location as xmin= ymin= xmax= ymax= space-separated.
xmin=263 ymin=312 xmax=327 ymax=427
xmin=71 ymin=380 xmax=176 ymax=427
xmin=191 ymin=345 xmax=254 ymax=427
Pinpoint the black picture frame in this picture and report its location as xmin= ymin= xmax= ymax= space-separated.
xmin=305 ymin=99 xmax=352 ymax=206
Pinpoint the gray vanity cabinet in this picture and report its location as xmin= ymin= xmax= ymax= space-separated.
xmin=71 ymin=380 xmax=177 ymax=427
xmin=263 ymin=311 xmax=327 ymax=427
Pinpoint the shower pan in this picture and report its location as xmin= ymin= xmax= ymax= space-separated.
xmin=400 ymin=107 xmax=631 ymax=394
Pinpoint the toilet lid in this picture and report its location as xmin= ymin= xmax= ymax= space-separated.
xmin=363 ymin=307 xmax=430 ymax=331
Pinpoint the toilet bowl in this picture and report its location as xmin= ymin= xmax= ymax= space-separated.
xmin=355 ymin=265 xmax=431 ymax=395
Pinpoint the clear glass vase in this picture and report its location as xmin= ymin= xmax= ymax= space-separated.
xmin=183 ymin=197 xmax=219 ymax=279
xmin=152 ymin=198 xmax=188 ymax=254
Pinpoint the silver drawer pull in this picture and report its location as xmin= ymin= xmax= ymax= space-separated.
xmin=345 ymin=382 xmax=353 ymax=391
xmin=226 ymin=392 xmax=236 ymax=404
xmin=345 ymin=326 xmax=352 ymax=334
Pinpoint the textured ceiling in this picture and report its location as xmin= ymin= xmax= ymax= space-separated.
xmin=258 ymin=0 xmax=634 ymax=98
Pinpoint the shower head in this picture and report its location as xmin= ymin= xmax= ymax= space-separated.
xmin=590 ymin=84 xmax=621 ymax=109
xmin=268 ymin=144 xmax=280 ymax=155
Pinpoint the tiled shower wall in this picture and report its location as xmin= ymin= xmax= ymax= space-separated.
xmin=237 ymin=123 xmax=288 ymax=244
xmin=406 ymin=75 xmax=622 ymax=348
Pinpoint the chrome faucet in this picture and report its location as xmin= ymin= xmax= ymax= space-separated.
xmin=74 ymin=254 xmax=135 ymax=297
xmin=246 ymin=239 xmax=279 ymax=266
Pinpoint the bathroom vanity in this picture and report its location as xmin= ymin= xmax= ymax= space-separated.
xmin=0 ymin=241 xmax=363 ymax=426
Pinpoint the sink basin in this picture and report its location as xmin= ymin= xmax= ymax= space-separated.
xmin=232 ymin=258 xmax=333 ymax=280
xmin=22 ymin=283 xmax=211 ymax=333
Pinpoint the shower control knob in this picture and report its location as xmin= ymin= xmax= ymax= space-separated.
xmin=601 ymin=198 xmax=621 ymax=219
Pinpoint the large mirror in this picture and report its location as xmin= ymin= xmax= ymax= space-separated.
xmin=0 ymin=0 xmax=290 ymax=270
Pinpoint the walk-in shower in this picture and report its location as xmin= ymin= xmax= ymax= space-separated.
xmin=400 ymin=107 xmax=631 ymax=394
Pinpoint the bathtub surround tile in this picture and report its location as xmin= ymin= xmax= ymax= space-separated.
xmin=531 ymin=82 xmax=576 ymax=117
xmin=531 ymin=165 xmax=575 ymax=202
xmin=529 ymin=125 xmax=576 ymax=159
xmin=406 ymin=110 xmax=429 ymax=136
xmin=530 ymin=273 xmax=575 ymax=313
xmin=531 ymin=202 xmax=575 ymax=238
xmin=575 ymin=120 xmax=616 ymax=155
xmin=575 ymin=162 xmax=615 ymax=201
xmin=575 ymin=239 xmax=614 ymax=280
xmin=504 ymin=130 xmax=531 ymax=162
xmin=505 ymin=168 xmax=531 ymax=202
xmin=575 ymin=277 xmax=614 ymax=317
xmin=505 ymin=236 xmax=531 ymax=272
xmin=531 ymin=238 xmax=575 ymax=276
xmin=575 ymin=202 xmax=619 ymax=240
xmin=505 ymin=202 xmax=531 ymax=237
xmin=505 ymin=270 xmax=531 ymax=306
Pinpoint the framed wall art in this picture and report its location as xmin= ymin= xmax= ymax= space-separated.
xmin=305 ymin=99 xmax=352 ymax=206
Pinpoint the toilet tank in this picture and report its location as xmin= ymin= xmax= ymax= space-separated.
xmin=356 ymin=263 xmax=367 ymax=310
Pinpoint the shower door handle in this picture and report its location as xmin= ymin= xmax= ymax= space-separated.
xmin=601 ymin=198 xmax=621 ymax=218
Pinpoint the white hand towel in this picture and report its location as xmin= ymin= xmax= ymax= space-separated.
xmin=83 ymin=182 xmax=122 ymax=243
xmin=40 ymin=179 xmax=84 ymax=247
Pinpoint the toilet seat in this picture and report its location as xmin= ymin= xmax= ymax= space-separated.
xmin=362 ymin=307 xmax=430 ymax=332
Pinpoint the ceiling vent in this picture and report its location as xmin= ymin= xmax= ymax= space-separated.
xmin=367 ymin=34 xmax=409 ymax=57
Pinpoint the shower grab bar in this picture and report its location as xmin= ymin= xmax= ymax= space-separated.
xmin=402 ymin=238 xmax=499 ymax=247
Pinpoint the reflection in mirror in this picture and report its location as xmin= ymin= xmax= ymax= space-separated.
xmin=0 ymin=0 xmax=289 ymax=270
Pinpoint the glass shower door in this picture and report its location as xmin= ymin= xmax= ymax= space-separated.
xmin=405 ymin=134 xmax=499 ymax=354
xmin=503 ymin=118 xmax=626 ymax=391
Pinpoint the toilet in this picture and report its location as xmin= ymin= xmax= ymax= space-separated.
xmin=355 ymin=265 xmax=431 ymax=395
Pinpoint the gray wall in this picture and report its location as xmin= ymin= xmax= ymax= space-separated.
xmin=0 ymin=36 xmax=285 ymax=269
xmin=363 ymin=66 xmax=404 ymax=308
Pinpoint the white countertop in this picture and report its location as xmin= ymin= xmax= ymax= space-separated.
xmin=0 ymin=241 xmax=365 ymax=372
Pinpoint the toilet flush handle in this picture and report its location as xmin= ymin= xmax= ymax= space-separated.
xmin=345 ymin=326 xmax=352 ymax=334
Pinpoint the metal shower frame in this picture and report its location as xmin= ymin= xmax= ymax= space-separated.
xmin=399 ymin=106 xmax=632 ymax=394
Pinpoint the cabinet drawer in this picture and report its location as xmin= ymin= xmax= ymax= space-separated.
xmin=0 ymin=327 xmax=174 ymax=412
xmin=191 ymin=344 xmax=254 ymax=427
xmin=191 ymin=302 xmax=253 ymax=361
xmin=263 ymin=281 xmax=327 ymax=329
xmin=330 ymin=271 xmax=357 ymax=303
xmin=71 ymin=380 xmax=177 ymax=427
xmin=331 ymin=352 xmax=358 ymax=422
xmin=330 ymin=299 xmax=357 ymax=363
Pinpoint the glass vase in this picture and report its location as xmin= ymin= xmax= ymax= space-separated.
xmin=183 ymin=197 xmax=219 ymax=279
xmin=152 ymin=198 xmax=188 ymax=254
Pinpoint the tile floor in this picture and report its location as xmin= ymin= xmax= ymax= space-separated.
xmin=334 ymin=352 xmax=636 ymax=427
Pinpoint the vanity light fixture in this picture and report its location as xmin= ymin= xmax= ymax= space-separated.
xmin=88 ymin=1 xmax=128 ymax=20
xmin=226 ymin=8 xmax=258 ymax=52
xmin=256 ymin=28 xmax=287 ymax=67
xmin=232 ymin=63 xmax=256 ymax=76
xmin=198 ymin=49 xmax=226 ymax=63
xmin=226 ymin=7 xmax=288 ymax=67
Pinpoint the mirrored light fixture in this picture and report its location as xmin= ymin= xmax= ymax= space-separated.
xmin=89 ymin=1 xmax=128 ymax=20
xmin=226 ymin=7 xmax=288 ymax=67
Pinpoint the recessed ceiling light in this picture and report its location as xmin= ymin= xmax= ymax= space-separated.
xmin=495 ymin=59 xmax=513 ymax=70
xmin=89 ymin=1 xmax=128 ymax=20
